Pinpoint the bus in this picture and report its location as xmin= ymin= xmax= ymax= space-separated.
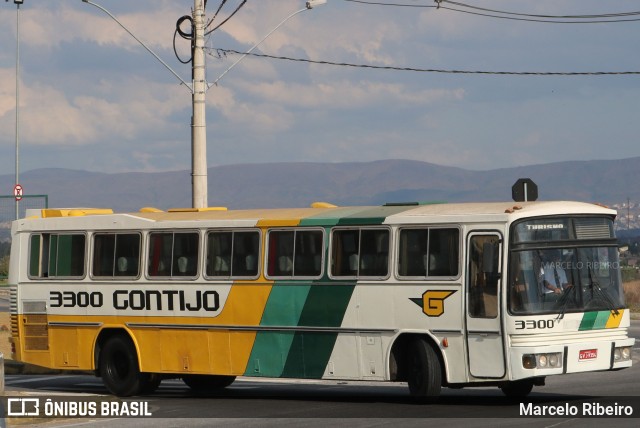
xmin=7 ymin=201 xmax=634 ymax=399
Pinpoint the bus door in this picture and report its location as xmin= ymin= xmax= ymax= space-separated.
xmin=465 ymin=232 xmax=506 ymax=379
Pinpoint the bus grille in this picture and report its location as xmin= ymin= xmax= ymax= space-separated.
xmin=9 ymin=286 xmax=18 ymax=337
xmin=510 ymin=328 xmax=628 ymax=347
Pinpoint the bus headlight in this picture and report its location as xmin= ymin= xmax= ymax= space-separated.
xmin=538 ymin=354 xmax=547 ymax=367
xmin=523 ymin=352 xmax=562 ymax=369
xmin=614 ymin=346 xmax=632 ymax=361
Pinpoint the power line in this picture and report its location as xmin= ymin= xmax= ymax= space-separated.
xmin=343 ymin=0 xmax=640 ymax=23
xmin=442 ymin=0 xmax=640 ymax=19
xmin=208 ymin=48 xmax=640 ymax=76
xmin=343 ymin=0 xmax=437 ymax=8
xmin=438 ymin=5 xmax=640 ymax=24
xmin=205 ymin=0 xmax=248 ymax=36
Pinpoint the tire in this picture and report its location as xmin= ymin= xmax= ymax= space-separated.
xmin=500 ymin=380 xmax=534 ymax=398
xmin=182 ymin=375 xmax=236 ymax=392
xmin=99 ymin=335 xmax=149 ymax=397
xmin=407 ymin=338 xmax=442 ymax=402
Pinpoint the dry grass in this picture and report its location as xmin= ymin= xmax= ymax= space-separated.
xmin=624 ymin=280 xmax=640 ymax=312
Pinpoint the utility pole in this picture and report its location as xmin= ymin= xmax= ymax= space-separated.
xmin=82 ymin=0 xmax=325 ymax=210
xmin=12 ymin=0 xmax=23 ymax=220
xmin=191 ymin=0 xmax=207 ymax=209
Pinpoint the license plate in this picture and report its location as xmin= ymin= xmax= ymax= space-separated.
xmin=579 ymin=349 xmax=598 ymax=361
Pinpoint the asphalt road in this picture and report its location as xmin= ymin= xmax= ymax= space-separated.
xmin=2 ymin=371 xmax=639 ymax=427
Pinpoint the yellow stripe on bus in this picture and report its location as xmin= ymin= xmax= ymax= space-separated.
xmin=605 ymin=309 xmax=624 ymax=329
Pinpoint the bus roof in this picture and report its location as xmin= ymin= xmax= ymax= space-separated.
xmin=21 ymin=201 xmax=616 ymax=229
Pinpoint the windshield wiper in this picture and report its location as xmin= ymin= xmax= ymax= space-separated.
xmin=555 ymin=284 xmax=577 ymax=320
xmin=587 ymin=265 xmax=619 ymax=315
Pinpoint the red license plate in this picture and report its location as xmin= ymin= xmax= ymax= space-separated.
xmin=579 ymin=349 xmax=598 ymax=361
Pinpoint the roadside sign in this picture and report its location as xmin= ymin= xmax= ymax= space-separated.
xmin=13 ymin=184 xmax=23 ymax=201
xmin=512 ymin=178 xmax=538 ymax=202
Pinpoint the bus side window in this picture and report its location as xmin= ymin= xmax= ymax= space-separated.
xmin=115 ymin=234 xmax=141 ymax=277
xmin=359 ymin=229 xmax=389 ymax=277
xmin=148 ymin=232 xmax=198 ymax=278
xmin=294 ymin=230 xmax=323 ymax=276
xmin=206 ymin=230 xmax=260 ymax=279
xmin=331 ymin=230 xmax=359 ymax=277
xmin=331 ymin=228 xmax=388 ymax=278
xmin=428 ymin=228 xmax=459 ymax=277
xmin=233 ymin=231 xmax=260 ymax=277
xmin=398 ymin=228 xmax=459 ymax=278
xmin=398 ymin=229 xmax=428 ymax=276
xmin=267 ymin=231 xmax=294 ymax=277
xmin=207 ymin=232 xmax=232 ymax=276
xmin=468 ymin=235 xmax=499 ymax=318
xmin=93 ymin=234 xmax=116 ymax=277
xmin=29 ymin=234 xmax=43 ymax=277
xmin=172 ymin=233 xmax=199 ymax=277
xmin=267 ymin=229 xmax=323 ymax=278
xmin=93 ymin=233 xmax=141 ymax=278
xmin=29 ymin=233 xmax=85 ymax=279
xmin=148 ymin=233 xmax=172 ymax=277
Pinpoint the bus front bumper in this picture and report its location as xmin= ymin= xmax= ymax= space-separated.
xmin=509 ymin=338 xmax=634 ymax=380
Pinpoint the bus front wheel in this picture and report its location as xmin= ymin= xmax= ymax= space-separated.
xmin=182 ymin=375 xmax=236 ymax=392
xmin=407 ymin=338 xmax=442 ymax=402
xmin=499 ymin=380 xmax=534 ymax=398
xmin=99 ymin=334 xmax=149 ymax=397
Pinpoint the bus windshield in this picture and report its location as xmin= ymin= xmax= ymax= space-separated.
xmin=509 ymin=246 xmax=625 ymax=315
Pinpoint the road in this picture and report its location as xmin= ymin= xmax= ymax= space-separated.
xmin=3 ymin=370 xmax=639 ymax=427
xmin=2 ymin=321 xmax=639 ymax=427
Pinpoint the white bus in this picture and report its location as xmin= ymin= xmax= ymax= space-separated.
xmin=7 ymin=201 xmax=634 ymax=399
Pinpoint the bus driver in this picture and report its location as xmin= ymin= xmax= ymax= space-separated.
xmin=541 ymin=250 xmax=572 ymax=295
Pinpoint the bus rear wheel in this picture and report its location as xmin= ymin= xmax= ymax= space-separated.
xmin=407 ymin=338 xmax=442 ymax=402
xmin=141 ymin=373 xmax=163 ymax=394
xmin=182 ymin=375 xmax=236 ymax=392
xmin=99 ymin=334 xmax=149 ymax=397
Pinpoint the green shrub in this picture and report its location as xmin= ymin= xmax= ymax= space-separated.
xmin=0 ymin=255 xmax=8 ymax=278
xmin=621 ymin=267 xmax=638 ymax=283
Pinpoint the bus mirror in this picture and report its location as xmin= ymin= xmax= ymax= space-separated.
xmin=482 ymin=242 xmax=496 ymax=273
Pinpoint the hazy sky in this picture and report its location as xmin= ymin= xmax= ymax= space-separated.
xmin=1 ymin=0 xmax=639 ymax=176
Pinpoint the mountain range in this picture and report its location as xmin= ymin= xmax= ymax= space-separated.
xmin=0 ymin=157 xmax=638 ymax=218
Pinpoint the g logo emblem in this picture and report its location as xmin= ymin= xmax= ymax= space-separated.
xmin=421 ymin=290 xmax=456 ymax=317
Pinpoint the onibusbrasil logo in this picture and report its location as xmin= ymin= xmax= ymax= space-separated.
xmin=5 ymin=397 xmax=153 ymax=418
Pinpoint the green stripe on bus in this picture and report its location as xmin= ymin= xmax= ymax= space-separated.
xmin=245 ymin=283 xmax=311 ymax=377
xmin=281 ymin=283 xmax=356 ymax=378
xmin=579 ymin=311 xmax=610 ymax=330
xmin=592 ymin=311 xmax=611 ymax=330
xmin=336 ymin=206 xmax=412 ymax=226
xmin=300 ymin=207 xmax=371 ymax=227
xmin=579 ymin=312 xmax=598 ymax=330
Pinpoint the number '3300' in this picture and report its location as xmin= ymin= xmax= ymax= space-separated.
xmin=515 ymin=319 xmax=555 ymax=330
xmin=50 ymin=291 xmax=103 ymax=308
